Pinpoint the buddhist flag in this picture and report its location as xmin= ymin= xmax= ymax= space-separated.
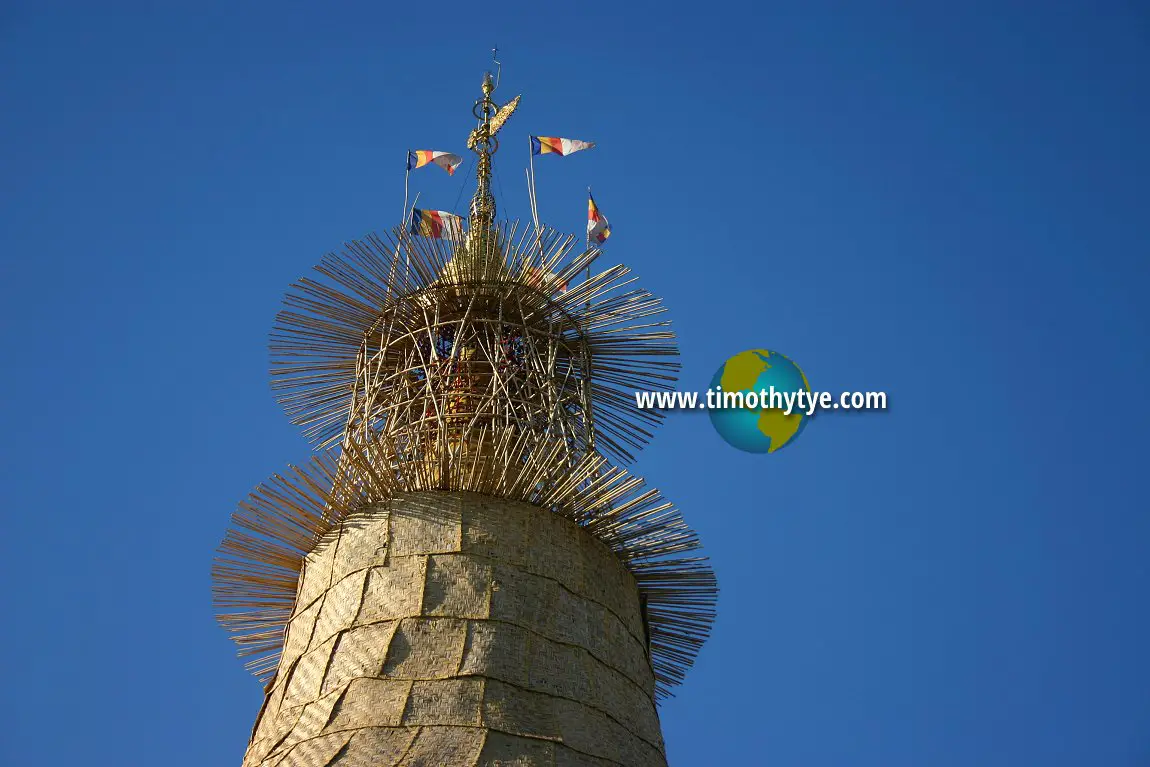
xmin=530 ymin=136 xmax=596 ymax=157
xmin=588 ymin=192 xmax=611 ymax=244
xmin=409 ymin=208 xmax=463 ymax=239
xmin=407 ymin=150 xmax=463 ymax=175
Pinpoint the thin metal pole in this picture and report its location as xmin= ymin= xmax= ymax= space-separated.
xmin=403 ymin=156 xmax=410 ymax=223
xmin=403 ymin=160 xmax=411 ymax=277
xmin=528 ymin=143 xmax=540 ymax=229
xmin=585 ymin=187 xmax=593 ymax=310
xmin=584 ymin=188 xmax=596 ymax=455
xmin=528 ymin=141 xmax=544 ymax=262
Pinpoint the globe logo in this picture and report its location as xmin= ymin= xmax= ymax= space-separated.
xmin=708 ymin=349 xmax=811 ymax=453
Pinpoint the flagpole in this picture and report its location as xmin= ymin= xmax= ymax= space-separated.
xmin=403 ymin=153 xmax=411 ymax=224
xmin=528 ymin=140 xmax=539 ymax=230
xmin=585 ymin=187 xmax=593 ymax=312
xmin=528 ymin=139 xmax=544 ymax=263
xmin=402 ymin=192 xmax=420 ymax=281
xmin=584 ymin=192 xmax=596 ymax=455
xmin=402 ymin=154 xmax=412 ymax=279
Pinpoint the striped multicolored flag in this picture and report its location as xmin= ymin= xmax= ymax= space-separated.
xmin=588 ymin=192 xmax=611 ymax=244
xmin=409 ymin=208 xmax=463 ymax=239
xmin=406 ymin=150 xmax=463 ymax=175
xmin=530 ymin=136 xmax=596 ymax=157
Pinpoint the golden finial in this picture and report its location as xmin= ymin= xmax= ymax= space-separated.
xmin=467 ymin=71 xmax=498 ymax=232
xmin=460 ymin=61 xmax=520 ymax=275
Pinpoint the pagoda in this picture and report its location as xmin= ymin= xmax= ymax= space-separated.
xmin=213 ymin=69 xmax=717 ymax=766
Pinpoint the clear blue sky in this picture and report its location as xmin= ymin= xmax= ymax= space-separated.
xmin=2 ymin=2 xmax=1148 ymax=765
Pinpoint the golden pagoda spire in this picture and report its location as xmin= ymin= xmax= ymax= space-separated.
xmin=457 ymin=68 xmax=520 ymax=276
xmin=468 ymin=71 xmax=498 ymax=232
